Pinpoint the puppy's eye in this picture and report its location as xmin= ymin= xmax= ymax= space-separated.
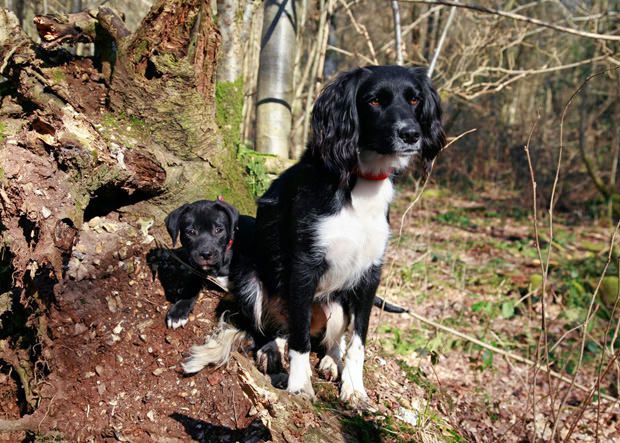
xmin=409 ymin=98 xmax=419 ymax=106
xmin=369 ymin=98 xmax=380 ymax=107
xmin=185 ymin=228 xmax=197 ymax=236
xmin=214 ymin=226 xmax=224 ymax=234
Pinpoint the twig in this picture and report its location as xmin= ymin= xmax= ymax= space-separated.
xmin=522 ymin=112 xmax=553 ymax=434
xmin=398 ymin=0 xmax=620 ymax=42
xmin=325 ymin=45 xmax=375 ymax=65
xmin=398 ymin=128 xmax=477 ymax=239
xmin=407 ymin=309 xmax=620 ymax=405
xmin=549 ymin=70 xmax=620 ymax=440
xmin=0 ymin=415 xmax=41 ymax=433
xmin=564 ymin=349 xmax=620 ymax=440
xmin=428 ymin=2 xmax=457 ymax=78
xmin=338 ymin=0 xmax=378 ymax=64
xmin=378 ymin=6 xmax=442 ymax=55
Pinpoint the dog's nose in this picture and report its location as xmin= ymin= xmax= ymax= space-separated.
xmin=398 ymin=126 xmax=420 ymax=144
xmin=200 ymin=251 xmax=212 ymax=260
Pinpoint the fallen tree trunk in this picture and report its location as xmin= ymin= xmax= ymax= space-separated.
xmin=0 ymin=2 xmax=254 ymax=439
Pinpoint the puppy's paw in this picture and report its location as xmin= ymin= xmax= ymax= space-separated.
xmin=256 ymin=338 xmax=287 ymax=374
xmin=269 ymin=373 xmax=288 ymax=390
xmin=166 ymin=299 xmax=194 ymax=329
xmin=318 ymin=355 xmax=340 ymax=381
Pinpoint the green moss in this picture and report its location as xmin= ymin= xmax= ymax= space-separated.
xmin=49 ymin=67 xmax=65 ymax=84
xmin=215 ymin=78 xmax=244 ymax=150
xmin=0 ymin=121 xmax=5 ymax=141
xmin=101 ymin=113 xmax=119 ymax=129
xmin=132 ymin=40 xmax=149 ymax=64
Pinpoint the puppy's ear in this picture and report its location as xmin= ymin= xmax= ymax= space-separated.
xmin=165 ymin=204 xmax=189 ymax=247
xmin=411 ymin=67 xmax=446 ymax=166
xmin=214 ymin=200 xmax=239 ymax=239
xmin=309 ymin=67 xmax=369 ymax=185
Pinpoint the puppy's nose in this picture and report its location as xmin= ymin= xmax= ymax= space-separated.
xmin=398 ymin=126 xmax=420 ymax=144
xmin=200 ymin=251 xmax=212 ymax=260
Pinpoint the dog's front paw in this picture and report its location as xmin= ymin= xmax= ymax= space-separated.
xmin=318 ymin=355 xmax=340 ymax=381
xmin=339 ymin=380 xmax=368 ymax=404
xmin=340 ymin=364 xmax=369 ymax=406
xmin=287 ymin=382 xmax=316 ymax=400
xmin=166 ymin=299 xmax=194 ymax=329
xmin=256 ymin=339 xmax=287 ymax=374
xmin=287 ymin=351 xmax=315 ymax=399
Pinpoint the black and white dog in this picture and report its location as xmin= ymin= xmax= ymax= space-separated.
xmin=184 ymin=65 xmax=445 ymax=403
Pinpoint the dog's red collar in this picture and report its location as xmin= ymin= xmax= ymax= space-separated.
xmin=226 ymin=238 xmax=233 ymax=251
xmin=357 ymin=169 xmax=392 ymax=181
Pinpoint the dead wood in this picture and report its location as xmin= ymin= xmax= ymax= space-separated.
xmin=0 ymin=2 xmax=252 ymax=438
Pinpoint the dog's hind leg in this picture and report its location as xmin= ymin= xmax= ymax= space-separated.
xmin=286 ymin=260 xmax=325 ymax=399
xmin=340 ymin=265 xmax=381 ymax=404
xmin=256 ymin=336 xmax=288 ymax=374
xmin=318 ymin=302 xmax=348 ymax=381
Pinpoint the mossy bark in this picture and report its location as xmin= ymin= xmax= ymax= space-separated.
xmin=106 ymin=0 xmax=254 ymax=213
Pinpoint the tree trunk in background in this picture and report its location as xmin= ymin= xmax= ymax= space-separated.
xmin=255 ymin=0 xmax=297 ymax=157
xmin=215 ymin=0 xmax=257 ymax=150
xmin=108 ymin=0 xmax=254 ymax=212
xmin=216 ymin=0 xmax=243 ymax=83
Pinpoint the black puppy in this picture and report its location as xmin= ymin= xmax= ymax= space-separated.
xmin=164 ymin=199 xmax=247 ymax=329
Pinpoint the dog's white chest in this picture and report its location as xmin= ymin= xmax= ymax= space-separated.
xmin=315 ymin=179 xmax=393 ymax=296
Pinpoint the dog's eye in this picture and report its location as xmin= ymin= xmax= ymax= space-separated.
xmin=185 ymin=228 xmax=197 ymax=236
xmin=214 ymin=226 xmax=223 ymax=234
xmin=409 ymin=98 xmax=419 ymax=106
xmin=368 ymin=98 xmax=380 ymax=107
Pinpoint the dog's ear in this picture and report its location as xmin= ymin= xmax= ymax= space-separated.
xmin=410 ymin=67 xmax=446 ymax=167
xmin=309 ymin=67 xmax=369 ymax=185
xmin=214 ymin=200 xmax=239 ymax=239
xmin=165 ymin=204 xmax=189 ymax=247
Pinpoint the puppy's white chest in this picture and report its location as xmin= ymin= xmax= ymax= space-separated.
xmin=316 ymin=179 xmax=393 ymax=296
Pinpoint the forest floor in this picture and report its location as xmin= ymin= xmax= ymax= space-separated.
xmin=370 ymin=182 xmax=620 ymax=442
xmin=2 ymin=181 xmax=620 ymax=442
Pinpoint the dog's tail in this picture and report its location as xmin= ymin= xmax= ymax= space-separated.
xmin=373 ymin=296 xmax=409 ymax=314
xmin=182 ymin=319 xmax=248 ymax=374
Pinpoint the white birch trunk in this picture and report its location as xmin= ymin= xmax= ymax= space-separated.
xmin=255 ymin=0 xmax=297 ymax=157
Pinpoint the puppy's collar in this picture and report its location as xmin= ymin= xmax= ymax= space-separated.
xmin=357 ymin=169 xmax=392 ymax=181
xmin=226 ymin=238 xmax=233 ymax=251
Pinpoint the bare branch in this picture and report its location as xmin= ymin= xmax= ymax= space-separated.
xmin=391 ymin=0 xmax=403 ymax=65
xmin=428 ymin=3 xmax=457 ymax=78
xmin=398 ymin=0 xmax=620 ymax=41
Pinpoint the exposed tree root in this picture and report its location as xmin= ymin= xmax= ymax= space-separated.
xmin=0 ymin=414 xmax=43 ymax=433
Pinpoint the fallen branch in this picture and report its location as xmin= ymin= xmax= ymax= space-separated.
xmin=0 ymin=415 xmax=42 ymax=433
